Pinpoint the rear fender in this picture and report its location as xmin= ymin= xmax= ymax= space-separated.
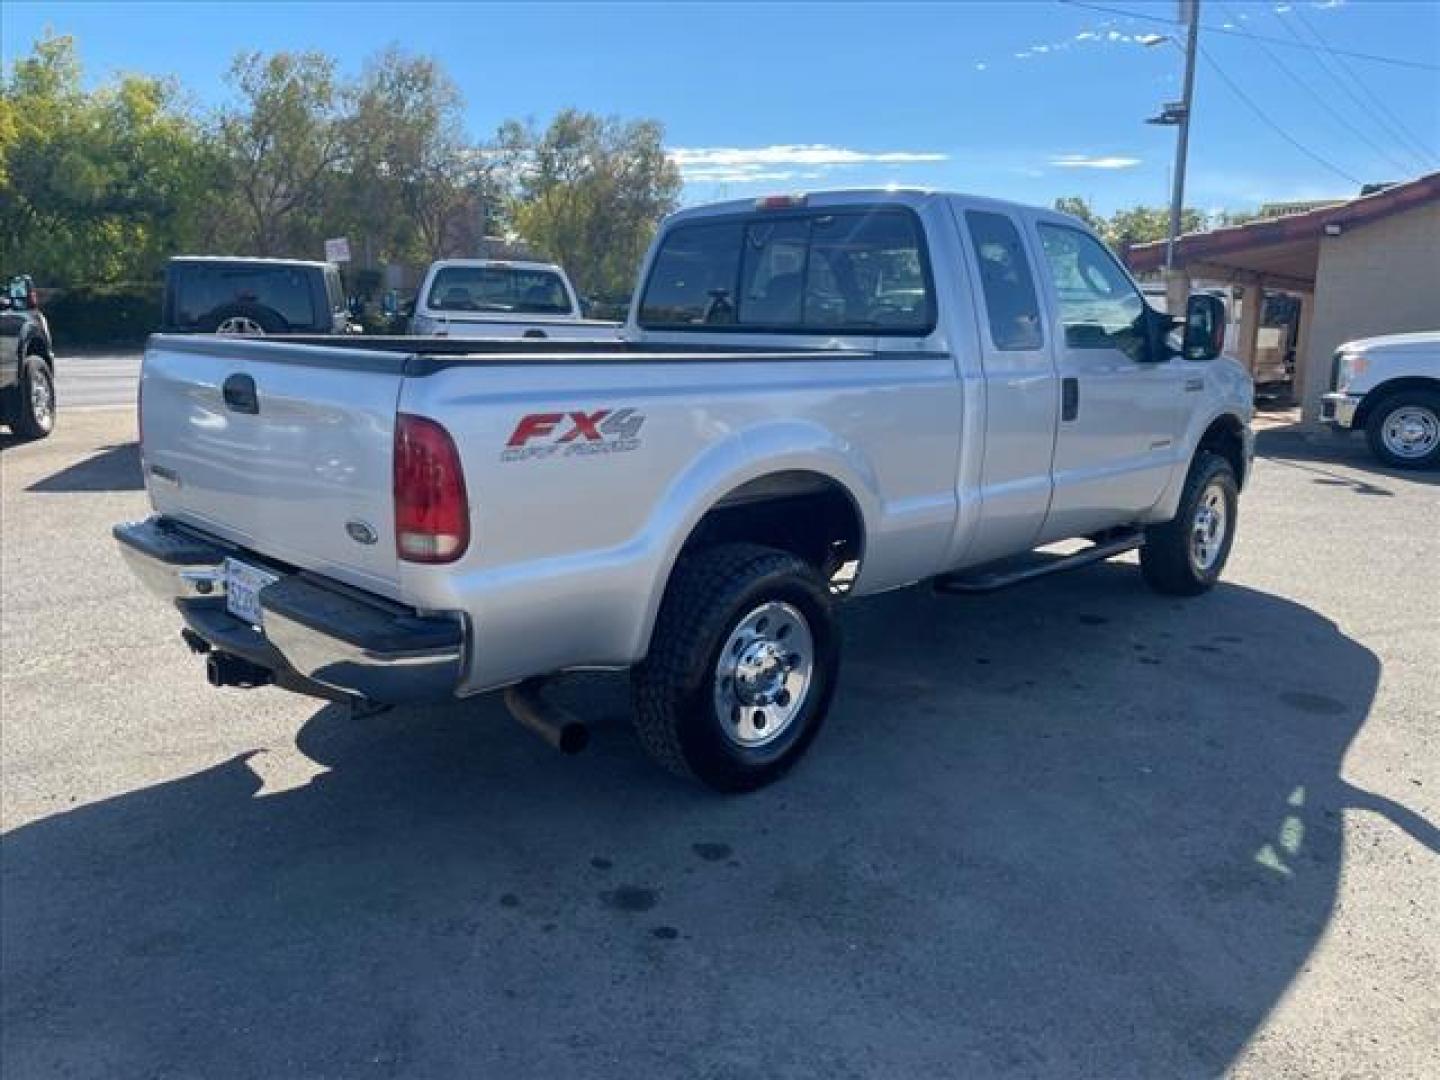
xmin=633 ymin=418 xmax=880 ymax=661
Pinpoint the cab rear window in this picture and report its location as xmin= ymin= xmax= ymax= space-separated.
xmin=638 ymin=208 xmax=934 ymax=334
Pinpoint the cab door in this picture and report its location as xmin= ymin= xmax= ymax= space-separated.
xmin=952 ymin=204 xmax=1058 ymax=565
xmin=1029 ymin=218 xmax=1186 ymax=541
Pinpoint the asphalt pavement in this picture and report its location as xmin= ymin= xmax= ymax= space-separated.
xmin=53 ymin=349 xmax=142 ymax=411
xmin=2 ymin=410 xmax=1436 ymax=1078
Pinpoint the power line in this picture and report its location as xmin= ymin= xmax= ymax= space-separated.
xmin=1197 ymin=42 xmax=1365 ymax=187
xmin=1216 ymin=0 xmax=1425 ymax=176
xmin=1057 ymin=0 xmax=1440 ymax=72
xmin=1288 ymin=4 xmax=1438 ymax=170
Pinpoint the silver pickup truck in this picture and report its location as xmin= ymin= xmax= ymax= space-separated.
xmin=116 ymin=190 xmax=1253 ymax=790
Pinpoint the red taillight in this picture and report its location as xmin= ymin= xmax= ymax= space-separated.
xmin=26 ymin=287 xmax=39 ymax=310
xmin=394 ymin=414 xmax=470 ymax=563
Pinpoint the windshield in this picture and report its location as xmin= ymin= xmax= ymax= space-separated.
xmin=426 ymin=266 xmax=573 ymax=315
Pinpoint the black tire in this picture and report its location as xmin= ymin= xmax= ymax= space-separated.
xmin=201 ymin=304 xmax=283 ymax=335
xmin=1140 ymin=451 xmax=1237 ymax=597
xmin=632 ymin=543 xmax=839 ymax=792
xmin=1364 ymin=390 xmax=1440 ymax=470
xmin=8 ymin=353 xmax=55 ymax=440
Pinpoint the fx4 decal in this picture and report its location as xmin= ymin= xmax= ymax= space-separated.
xmin=501 ymin=408 xmax=647 ymax=462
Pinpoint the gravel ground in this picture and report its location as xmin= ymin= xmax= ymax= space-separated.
xmin=2 ymin=410 xmax=1436 ymax=1079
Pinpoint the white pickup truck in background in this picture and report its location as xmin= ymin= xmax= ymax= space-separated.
xmin=408 ymin=259 xmax=621 ymax=341
xmin=116 ymin=189 xmax=1253 ymax=791
xmin=1322 ymin=330 xmax=1440 ymax=469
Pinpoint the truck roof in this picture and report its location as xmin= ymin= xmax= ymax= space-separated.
xmin=664 ymin=187 xmax=1081 ymax=229
xmin=424 ymin=259 xmax=568 ymax=274
xmin=169 ymin=255 xmax=335 ymax=270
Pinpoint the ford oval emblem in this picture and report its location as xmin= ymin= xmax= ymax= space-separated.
xmin=345 ymin=520 xmax=379 ymax=546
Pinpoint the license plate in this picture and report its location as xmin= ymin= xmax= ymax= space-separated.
xmin=224 ymin=558 xmax=279 ymax=627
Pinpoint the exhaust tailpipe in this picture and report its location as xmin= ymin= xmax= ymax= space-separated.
xmin=206 ymin=651 xmax=274 ymax=690
xmin=504 ymin=680 xmax=589 ymax=755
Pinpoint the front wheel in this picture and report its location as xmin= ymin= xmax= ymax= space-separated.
xmin=1365 ymin=391 xmax=1440 ymax=469
xmin=631 ymin=543 xmax=839 ymax=792
xmin=8 ymin=354 xmax=55 ymax=440
xmin=1141 ymin=451 xmax=1238 ymax=596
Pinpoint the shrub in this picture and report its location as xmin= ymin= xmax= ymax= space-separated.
xmin=43 ymin=283 xmax=164 ymax=348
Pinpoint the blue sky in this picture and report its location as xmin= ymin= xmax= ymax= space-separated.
xmin=4 ymin=0 xmax=1437 ymax=214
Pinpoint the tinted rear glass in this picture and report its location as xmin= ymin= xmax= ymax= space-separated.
xmin=639 ymin=208 xmax=934 ymax=334
xmin=171 ymin=264 xmax=319 ymax=330
xmin=426 ymin=266 xmax=572 ymax=315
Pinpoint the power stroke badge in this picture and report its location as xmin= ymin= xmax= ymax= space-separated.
xmin=501 ymin=408 xmax=647 ymax=462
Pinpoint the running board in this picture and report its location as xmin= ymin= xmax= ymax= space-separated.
xmin=933 ymin=530 xmax=1145 ymax=595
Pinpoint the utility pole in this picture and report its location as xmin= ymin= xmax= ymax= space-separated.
xmin=1166 ymin=0 xmax=1201 ymax=275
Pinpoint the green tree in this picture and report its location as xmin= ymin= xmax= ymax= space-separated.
xmin=499 ymin=110 xmax=682 ymax=298
xmin=1104 ymin=205 xmax=1204 ymax=248
xmin=341 ymin=47 xmax=478 ymax=264
xmin=2 ymin=33 xmax=212 ymax=283
xmin=216 ymin=51 xmax=346 ymax=256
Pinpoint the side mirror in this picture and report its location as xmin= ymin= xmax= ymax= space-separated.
xmin=1183 ymin=293 xmax=1227 ymax=361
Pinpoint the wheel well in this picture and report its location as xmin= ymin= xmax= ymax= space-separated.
xmin=23 ymin=332 xmax=51 ymax=363
xmin=681 ymin=471 xmax=865 ymax=587
xmin=1198 ymin=414 xmax=1247 ymax=488
xmin=1354 ymin=378 xmax=1440 ymax=430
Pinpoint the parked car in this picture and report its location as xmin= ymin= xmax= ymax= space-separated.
xmin=409 ymin=259 xmax=621 ymax=341
xmin=116 ymin=189 xmax=1252 ymax=791
xmin=161 ymin=257 xmax=355 ymax=335
xmin=1323 ymin=330 xmax=1440 ymax=468
xmin=0 ymin=274 xmax=56 ymax=439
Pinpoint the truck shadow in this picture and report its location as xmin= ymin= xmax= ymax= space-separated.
xmin=3 ymin=565 xmax=1427 ymax=1077
xmin=1255 ymin=425 xmax=1440 ymax=489
xmin=23 ymin=441 xmax=143 ymax=492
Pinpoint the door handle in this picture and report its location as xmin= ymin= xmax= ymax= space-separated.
xmin=522 ymin=328 xmax=548 ymax=339
xmin=1061 ymin=377 xmax=1079 ymax=422
xmin=222 ymin=373 xmax=259 ymax=415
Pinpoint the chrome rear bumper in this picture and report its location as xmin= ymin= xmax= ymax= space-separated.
xmin=114 ymin=517 xmax=464 ymax=704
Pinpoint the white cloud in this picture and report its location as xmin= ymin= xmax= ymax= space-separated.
xmin=975 ymin=62 xmax=988 ymax=71
xmin=1076 ymin=30 xmax=1099 ymax=41
xmin=1050 ymin=154 xmax=1143 ymax=170
xmin=669 ymin=145 xmax=949 ymax=187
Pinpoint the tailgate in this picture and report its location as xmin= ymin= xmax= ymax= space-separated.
xmin=140 ymin=337 xmax=406 ymax=598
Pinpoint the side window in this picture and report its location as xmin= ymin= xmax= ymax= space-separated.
xmin=965 ymin=210 xmax=1042 ymax=350
xmin=1037 ymin=223 xmax=1146 ymax=359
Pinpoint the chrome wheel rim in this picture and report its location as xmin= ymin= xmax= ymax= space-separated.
xmin=713 ymin=600 xmax=814 ymax=748
xmin=1190 ymin=481 xmax=1228 ymax=573
xmin=1381 ymin=406 xmax=1439 ymax=460
xmin=216 ymin=316 xmax=264 ymax=336
xmin=30 ymin=368 xmax=54 ymax=430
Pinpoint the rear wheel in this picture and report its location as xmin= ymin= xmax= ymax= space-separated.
xmin=631 ymin=543 xmax=839 ymax=791
xmin=1365 ymin=391 xmax=1440 ymax=469
xmin=1141 ymin=451 xmax=1237 ymax=596
xmin=8 ymin=353 xmax=55 ymax=440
